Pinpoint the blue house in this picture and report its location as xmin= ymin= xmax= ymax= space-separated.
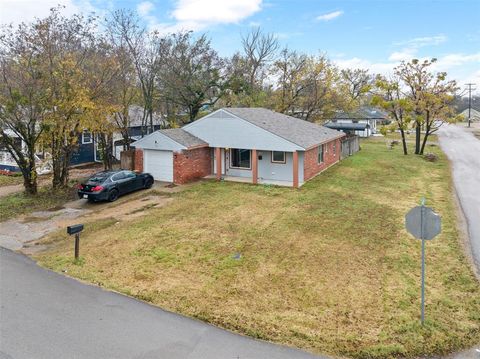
xmin=1 ymin=130 xmax=98 ymax=172
xmin=1 ymin=106 xmax=168 ymax=172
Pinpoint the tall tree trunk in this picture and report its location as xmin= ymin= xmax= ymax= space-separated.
xmin=419 ymin=126 xmax=431 ymax=155
xmin=415 ymin=122 xmax=421 ymax=154
xmin=21 ymin=154 xmax=38 ymax=195
xmin=52 ymin=147 xmax=71 ymax=189
xmin=399 ymin=128 xmax=408 ymax=155
xmin=100 ymin=134 xmax=114 ymax=170
xmin=419 ymin=113 xmax=431 ymax=155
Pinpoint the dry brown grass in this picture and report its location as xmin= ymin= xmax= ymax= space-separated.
xmin=36 ymin=138 xmax=480 ymax=358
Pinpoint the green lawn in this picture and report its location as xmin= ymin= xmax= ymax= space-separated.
xmin=36 ymin=138 xmax=480 ymax=358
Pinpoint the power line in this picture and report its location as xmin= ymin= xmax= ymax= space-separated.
xmin=466 ymin=83 xmax=476 ymax=127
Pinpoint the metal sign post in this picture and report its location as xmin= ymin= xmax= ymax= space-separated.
xmin=420 ymin=199 xmax=426 ymax=324
xmin=405 ymin=198 xmax=441 ymax=325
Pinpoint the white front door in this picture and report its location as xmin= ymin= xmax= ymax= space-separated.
xmin=144 ymin=150 xmax=173 ymax=182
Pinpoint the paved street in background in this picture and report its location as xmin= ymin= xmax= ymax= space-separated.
xmin=438 ymin=123 xmax=480 ymax=275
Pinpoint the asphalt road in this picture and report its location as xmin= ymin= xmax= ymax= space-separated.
xmin=0 ymin=248 xmax=321 ymax=359
xmin=438 ymin=124 xmax=480 ymax=275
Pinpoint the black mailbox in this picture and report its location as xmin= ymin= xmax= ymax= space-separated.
xmin=67 ymin=224 xmax=84 ymax=235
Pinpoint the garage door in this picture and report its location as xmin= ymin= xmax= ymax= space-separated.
xmin=143 ymin=150 xmax=173 ymax=182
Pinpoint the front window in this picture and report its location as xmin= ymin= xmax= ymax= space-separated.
xmin=271 ymin=151 xmax=286 ymax=163
xmin=230 ymin=149 xmax=251 ymax=169
xmin=318 ymin=144 xmax=324 ymax=163
xmin=333 ymin=141 xmax=336 ymax=156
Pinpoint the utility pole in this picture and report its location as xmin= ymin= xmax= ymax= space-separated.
xmin=465 ymin=83 xmax=476 ymax=127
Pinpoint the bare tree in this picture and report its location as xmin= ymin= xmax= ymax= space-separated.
xmin=105 ymin=20 xmax=139 ymax=151
xmin=107 ymin=10 xmax=159 ymax=135
xmin=241 ymin=28 xmax=279 ymax=92
xmin=271 ymin=48 xmax=308 ymax=114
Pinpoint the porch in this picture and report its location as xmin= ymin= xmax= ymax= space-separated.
xmin=211 ymin=147 xmax=302 ymax=188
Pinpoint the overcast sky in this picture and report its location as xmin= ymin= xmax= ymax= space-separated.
xmin=1 ymin=0 xmax=479 ymax=94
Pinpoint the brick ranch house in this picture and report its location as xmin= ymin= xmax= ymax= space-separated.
xmin=131 ymin=108 xmax=346 ymax=188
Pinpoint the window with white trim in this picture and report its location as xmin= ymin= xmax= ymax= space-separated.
xmin=318 ymin=144 xmax=325 ymax=163
xmin=333 ymin=141 xmax=336 ymax=156
xmin=271 ymin=151 xmax=286 ymax=163
xmin=82 ymin=131 xmax=92 ymax=144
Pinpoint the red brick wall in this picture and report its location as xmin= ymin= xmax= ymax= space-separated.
xmin=304 ymin=138 xmax=341 ymax=181
xmin=173 ymin=147 xmax=211 ymax=184
xmin=134 ymin=148 xmax=143 ymax=172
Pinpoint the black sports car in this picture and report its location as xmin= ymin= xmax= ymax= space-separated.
xmin=77 ymin=170 xmax=154 ymax=202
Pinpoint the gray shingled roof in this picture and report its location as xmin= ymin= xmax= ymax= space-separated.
xmin=224 ymin=108 xmax=345 ymax=149
xmin=329 ymin=106 xmax=389 ymax=120
xmin=324 ymin=122 xmax=369 ymax=131
xmin=127 ymin=105 xmax=168 ymax=127
xmin=159 ymin=128 xmax=207 ymax=148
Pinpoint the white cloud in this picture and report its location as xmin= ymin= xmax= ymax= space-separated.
xmin=395 ymin=34 xmax=447 ymax=48
xmin=316 ymin=10 xmax=343 ymax=22
xmin=172 ymin=0 xmax=261 ymax=24
xmin=137 ymin=1 xmax=154 ymax=17
xmin=434 ymin=53 xmax=480 ymax=70
xmin=386 ymin=34 xmax=449 ymax=63
xmin=138 ymin=0 xmax=262 ymax=34
xmin=334 ymin=51 xmax=480 ymax=89
xmin=0 ymin=0 xmax=97 ymax=25
xmin=334 ymin=57 xmax=394 ymax=76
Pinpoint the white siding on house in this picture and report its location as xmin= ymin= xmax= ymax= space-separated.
xmin=257 ymin=151 xmax=294 ymax=183
xmin=183 ymin=109 xmax=303 ymax=152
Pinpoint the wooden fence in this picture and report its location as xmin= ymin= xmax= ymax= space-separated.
xmin=120 ymin=149 xmax=135 ymax=170
xmin=341 ymin=135 xmax=360 ymax=159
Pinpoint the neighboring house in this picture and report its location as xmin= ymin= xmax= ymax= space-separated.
xmin=132 ymin=108 xmax=345 ymax=188
xmin=112 ymin=105 xmax=168 ymax=160
xmin=1 ymin=129 xmax=98 ymax=172
xmin=70 ymin=130 xmax=97 ymax=166
xmin=1 ymin=105 xmax=167 ymax=172
xmin=0 ymin=129 xmax=24 ymax=172
xmin=459 ymin=108 xmax=480 ymax=122
xmin=324 ymin=107 xmax=389 ymax=137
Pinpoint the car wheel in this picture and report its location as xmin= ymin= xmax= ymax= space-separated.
xmin=144 ymin=178 xmax=153 ymax=189
xmin=108 ymin=189 xmax=119 ymax=202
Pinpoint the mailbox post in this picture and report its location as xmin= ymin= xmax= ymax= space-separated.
xmin=67 ymin=224 xmax=84 ymax=260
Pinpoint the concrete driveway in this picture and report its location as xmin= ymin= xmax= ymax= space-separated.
xmin=0 ymin=248 xmax=321 ymax=359
xmin=438 ymin=123 xmax=480 ymax=277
